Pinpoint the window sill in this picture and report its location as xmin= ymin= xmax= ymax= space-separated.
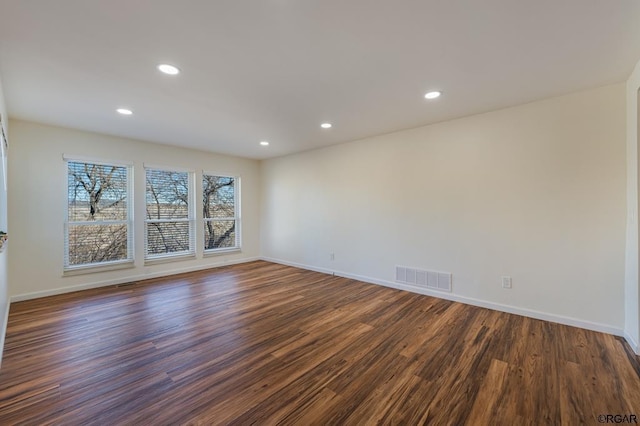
xmin=144 ymin=253 xmax=196 ymax=266
xmin=63 ymin=260 xmax=135 ymax=277
xmin=203 ymin=247 xmax=241 ymax=257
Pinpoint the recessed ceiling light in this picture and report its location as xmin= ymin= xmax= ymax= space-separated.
xmin=320 ymin=123 xmax=332 ymax=129
xmin=158 ymin=64 xmax=180 ymax=75
xmin=116 ymin=108 xmax=133 ymax=115
xmin=424 ymin=91 xmax=441 ymax=100
xmin=260 ymin=141 xmax=269 ymax=146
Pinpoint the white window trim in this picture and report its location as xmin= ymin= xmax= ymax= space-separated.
xmin=144 ymin=252 xmax=196 ymax=266
xmin=144 ymin=167 xmax=196 ymax=262
xmin=63 ymin=158 xmax=134 ymax=274
xmin=63 ymin=154 xmax=133 ymax=167
xmin=202 ymin=173 xmax=241 ymax=253
xmin=143 ymin=163 xmax=193 ymax=173
xmin=63 ymin=259 xmax=135 ymax=276
xmin=203 ymin=247 xmax=242 ymax=258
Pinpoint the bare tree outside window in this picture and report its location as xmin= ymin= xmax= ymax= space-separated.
xmin=203 ymin=175 xmax=238 ymax=251
xmin=66 ymin=161 xmax=131 ymax=267
xmin=66 ymin=163 xmax=234 ymax=267
xmin=145 ymin=169 xmax=194 ymax=257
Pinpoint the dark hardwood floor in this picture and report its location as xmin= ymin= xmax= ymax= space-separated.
xmin=0 ymin=261 xmax=638 ymax=425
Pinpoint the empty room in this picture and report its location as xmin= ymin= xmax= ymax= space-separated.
xmin=0 ymin=1 xmax=640 ymax=424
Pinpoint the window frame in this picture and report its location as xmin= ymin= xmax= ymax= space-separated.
xmin=202 ymin=172 xmax=241 ymax=255
xmin=144 ymin=164 xmax=196 ymax=263
xmin=63 ymin=155 xmax=134 ymax=274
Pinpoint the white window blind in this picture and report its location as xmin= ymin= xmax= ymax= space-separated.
xmin=65 ymin=160 xmax=133 ymax=269
xmin=203 ymin=174 xmax=240 ymax=252
xmin=145 ymin=168 xmax=195 ymax=259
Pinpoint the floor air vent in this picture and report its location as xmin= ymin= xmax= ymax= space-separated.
xmin=396 ymin=266 xmax=451 ymax=292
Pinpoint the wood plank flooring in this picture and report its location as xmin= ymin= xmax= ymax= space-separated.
xmin=0 ymin=260 xmax=639 ymax=425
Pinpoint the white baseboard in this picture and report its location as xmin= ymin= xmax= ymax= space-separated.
xmin=261 ymin=256 xmax=624 ymax=338
xmin=8 ymin=255 xmax=635 ymax=353
xmin=11 ymin=257 xmax=260 ymax=303
xmin=261 ymin=257 xmax=336 ymax=276
xmin=624 ymin=330 xmax=640 ymax=355
xmin=0 ymin=299 xmax=10 ymax=369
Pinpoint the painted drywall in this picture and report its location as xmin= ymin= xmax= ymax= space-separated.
xmin=625 ymin=58 xmax=640 ymax=352
xmin=261 ymin=84 xmax=627 ymax=332
xmin=0 ymin=74 xmax=9 ymax=366
xmin=7 ymin=120 xmax=260 ymax=300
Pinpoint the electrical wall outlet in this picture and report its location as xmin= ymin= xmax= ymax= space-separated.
xmin=502 ymin=276 xmax=512 ymax=289
xmin=330 ymin=252 xmax=335 ymax=261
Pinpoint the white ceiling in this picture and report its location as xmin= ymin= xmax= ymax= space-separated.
xmin=1 ymin=1 xmax=639 ymax=160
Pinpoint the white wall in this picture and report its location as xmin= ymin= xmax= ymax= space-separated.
xmin=7 ymin=120 xmax=261 ymax=300
xmin=261 ymin=83 xmax=627 ymax=333
xmin=625 ymin=59 xmax=640 ymax=352
xmin=1 ymin=82 xmax=631 ymax=359
xmin=0 ymin=75 xmax=9 ymax=366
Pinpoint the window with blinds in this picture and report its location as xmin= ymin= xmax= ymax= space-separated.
xmin=203 ymin=174 xmax=240 ymax=252
xmin=145 ymin=168 xmax=195 ymax=259
xmin=65 ymin=160 xmax=133 ymax=269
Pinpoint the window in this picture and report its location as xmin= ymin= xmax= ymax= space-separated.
xmin=145 ymin=167 xmax=195 ymax=260
xmin=203 ymin=174 xmax=239 ymax=252
xmin=65 ymin=159 xmax=133 ymax=270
